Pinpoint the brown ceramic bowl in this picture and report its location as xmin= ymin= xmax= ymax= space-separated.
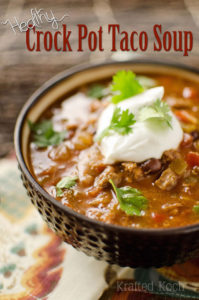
xmin=14 ymin=60 xmax=199 ymax=268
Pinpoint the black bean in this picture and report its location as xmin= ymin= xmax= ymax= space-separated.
xmin=190 ymin=130 xmax=199 ymax=141
xmin=141 ymin=158 xmax=162 ymax=174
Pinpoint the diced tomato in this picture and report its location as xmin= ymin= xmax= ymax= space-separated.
xmin=180 ymin=133 xmax=193 ymax=148
xmin=151 ymin=212 xmax=166 ymax=224
xmin=186 ymin=151 xmax=199 ymax=167
xmin=175 ymin=110 xmax=197 ymax=124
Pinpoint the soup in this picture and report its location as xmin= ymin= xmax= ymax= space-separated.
xmin=28 ymin=71 xmax=199 ymax=229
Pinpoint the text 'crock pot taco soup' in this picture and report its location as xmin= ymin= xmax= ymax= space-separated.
xmin=28 ymin=70 xmax=199 ymax=229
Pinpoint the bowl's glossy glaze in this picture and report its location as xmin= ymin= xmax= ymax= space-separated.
xmin=14 ymin=61 xmax=199 ymax=267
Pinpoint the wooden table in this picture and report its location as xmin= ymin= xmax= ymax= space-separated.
xmin=0 ymin=0 xmax=199 ymax=157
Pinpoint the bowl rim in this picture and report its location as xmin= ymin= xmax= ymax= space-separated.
xmin=14 ymin=59 xmax=199 ymax=236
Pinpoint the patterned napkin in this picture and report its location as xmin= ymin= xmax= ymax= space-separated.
xmin=0 ymin=157 xmax=199 ymax=300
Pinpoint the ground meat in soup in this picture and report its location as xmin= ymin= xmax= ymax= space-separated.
xmin=29 ymin=74 xmax=199 ymax=229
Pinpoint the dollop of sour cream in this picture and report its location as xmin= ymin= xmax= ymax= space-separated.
xmin=96 ymin=87 xmax=183 ymax=164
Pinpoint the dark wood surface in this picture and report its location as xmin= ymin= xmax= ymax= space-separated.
xmin=0 ymin=0 xmax=199 ymax=157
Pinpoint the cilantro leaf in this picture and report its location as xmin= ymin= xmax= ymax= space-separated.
xmin=139 ymin=99 xmax=172 ymax=128
xmin=28 ymin=120 xmax=67 ymax=148
xmin=111 ymin=70 xmax=144 ymax=104
xmin=109 ymin=179 xmax=148 ymax=216
xmin=28 ymin=120 xmax=52 ymax=135
xmin=97 ymin=107 xmax=136 ymax=141
xmin=193 ymin=205 xmax=199 ymax=214
xmin=56 ymin=176 xmax=78 ymax=197
xmin=88 ymin=84 xmax=107 ymax=99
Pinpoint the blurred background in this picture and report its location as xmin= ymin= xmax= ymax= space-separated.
xmin=0 ymin=0 xmax=199 ymax=157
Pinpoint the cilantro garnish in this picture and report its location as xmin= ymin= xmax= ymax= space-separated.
xmin=139 ymin=99 xmax=172 ymax=128
xmin=96 ymin=107 xmax=136 ymax=141
xmin=56 ymin=176 xmax=78 ymax=197
xmin=88 ymin=84 xmax=106 ymax=99
xmin=111 ymin=70 xmax=144 ymax=104
xmin=28 ymin=120 xmax=67 ymax=148
xmin=193 ymin=205 xmax=199 ymax=214
xmin=109 ymin=180 xmax=148 ymax=216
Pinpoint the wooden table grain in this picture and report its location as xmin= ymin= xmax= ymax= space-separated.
xmin=0 ymin=0 xmax=199 ymax=157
